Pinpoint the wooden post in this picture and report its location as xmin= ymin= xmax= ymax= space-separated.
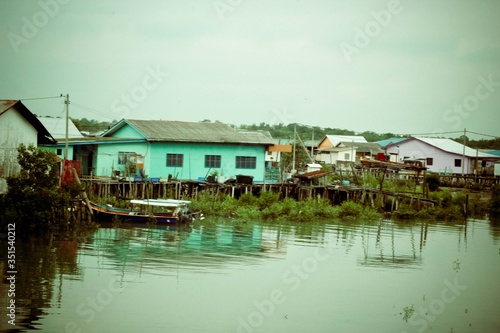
xmin=72 ymin=168 xmax=93 ymax=219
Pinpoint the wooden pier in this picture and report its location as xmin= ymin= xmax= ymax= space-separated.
xmin=82 ymin=175 xmax=443 ymax=212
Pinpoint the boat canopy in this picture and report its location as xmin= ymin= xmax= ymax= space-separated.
xmin=130 ymin=199 xmax=191 ymax=208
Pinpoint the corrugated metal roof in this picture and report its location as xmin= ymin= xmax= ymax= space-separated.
xmin=38 ymin=117 xmax=84 ymax=139
xmin=337 ymin=141 xmax=383 ymax=153
xmin=109 ymin=119 xmax=274 ymax=145
xmin=485 ymin=150 xmax=500 ymax=157
xmin=326 ymin=135 xmax=367 ymax=144
xmin=376 ymin=137 xmax=406 ymax=148
xmin=413 ymin=137 xmax=497 ymax=158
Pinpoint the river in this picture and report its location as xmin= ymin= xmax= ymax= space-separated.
xmin=1 ymin=218 xmax=499 ymax=333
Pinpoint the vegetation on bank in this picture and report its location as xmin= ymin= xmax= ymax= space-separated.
xmin=190 ymin=191 xmax=382 ymax=222
xmin=0 ymin=144 xmax=96 ymax=236
xmin=1 ymin=145 xmax=497 ymax=236
xmin=490 ymin=185 xmax=500 ymax=222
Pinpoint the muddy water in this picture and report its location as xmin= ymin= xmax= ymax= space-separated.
xmin=1 ymin=218 xmax=499 ymax=332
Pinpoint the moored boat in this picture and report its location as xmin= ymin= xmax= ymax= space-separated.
xmin=88 ymin=199 xmax=202 ymax=223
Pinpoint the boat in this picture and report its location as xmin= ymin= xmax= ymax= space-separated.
xmin=87 ymin=199 xmax=203 ymax=224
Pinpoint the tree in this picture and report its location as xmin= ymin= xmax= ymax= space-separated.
xmin=1 ymin=144 xmax=73 ymax=234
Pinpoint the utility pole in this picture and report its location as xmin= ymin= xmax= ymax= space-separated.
xmin=64 ymin=94 xmax=70 ymax=160
xmin=292 ymin=125 xmax=296 ymax=174
xmin=461 ymin=128 xmax=466 ymax=176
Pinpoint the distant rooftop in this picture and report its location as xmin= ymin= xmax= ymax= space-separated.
xmin=38 ymin=117 xmax=84 ymax=139
xmin=376 ymin=137 xmax=406 ymax=148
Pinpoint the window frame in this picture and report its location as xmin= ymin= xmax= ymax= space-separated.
xmin=166 ymin=153 xmax=184 ymax=167
xmin=235 ymin=156 xmax=257 ymax=169
xmin=205 ymin=155 xmax=221 ymax=168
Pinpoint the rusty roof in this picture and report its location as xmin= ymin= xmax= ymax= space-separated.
xmin=0 ymin=100 xmax=18 ymax=115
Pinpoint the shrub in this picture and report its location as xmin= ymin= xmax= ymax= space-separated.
xmin=1 ymin=144 xmax=76 ymax=235
xmin=257 ymin=190 xmax=280 ymax=210
xmin=490 ymin=185 xmax=500 ymax=220
xmin=425 ymin=173 xmax=441 ymax=191
xmin=339 ymin=201 xmax=363 ymax=218
xmin=360 ymin=207 xmax=382 ymax=221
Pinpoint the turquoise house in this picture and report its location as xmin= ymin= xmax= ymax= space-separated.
xmin=93 ymin=119 xmax=275 ymax=182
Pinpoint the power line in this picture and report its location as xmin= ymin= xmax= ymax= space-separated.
xmin=397 ymin=131 xmax=463 ymax=137
xmin=20 ymin=95 xmax=64 ymax=101
xmin=396 ymin=130 xmax=499 ymax=139
xmin=71 ymin=102 xmax=117 ymax=121
xmin=466 ymin=131 xmax=499 ymax=139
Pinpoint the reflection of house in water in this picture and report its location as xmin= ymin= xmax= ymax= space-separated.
xmin=357 ymin=220 xmax=474 ymax=269
xmin=88 ymin=224 xmax=288 ymax=273
xmin=358 ymin=221 xmax=425 ymax=269
xmin=0 ymin=238 xmax=81 ymax=331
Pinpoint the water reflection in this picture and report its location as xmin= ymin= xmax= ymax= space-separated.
xmin=0 ymin=235 xmax=83 ymax=332
xmin=82 ymin=222 xmax=289 ymax=278
xmin=1 ymin=218 xmax=499 ymax=332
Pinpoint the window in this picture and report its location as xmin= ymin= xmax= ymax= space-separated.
xmin=344 ymin=153 xmax=350 ymax=160
xmin=166 ymin=153 xmax=183 ymax=167
xmin=426 ymin=158 xmax=433 ymax=166
xmin=236 ymin=156 xmax=256 ymax=169
xmin=454 ymin=159 xmax=462 ymax=167
xmin=56 ymin=148 xmax=62 ymax=156
xmin=118 ymin=152 xmax=135 ymax=165
xmin=205 ymin=155 xmax=221 ymax=168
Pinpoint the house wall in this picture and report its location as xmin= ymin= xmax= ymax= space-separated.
xmin=386 ymin=140 xmax=472 ymax=174
xmin=41 ymin=145 xmax=75 ymax=160
xmin=113 ymin=125 xmax=145 ymax=139
xmin=318 ymin=137 xmax=333 ymax=149
xmin=92 ymin=141 xmax=267 ymax=181
xmin=95 ymin=143 xmax=150 ymax=177
xmin=316 ymin=149 xmax=355 ymax=165
xmin=148 ymin=142 xmax=266 ymax=181
xmin=0 ymin=106 xmax=38 ymax=177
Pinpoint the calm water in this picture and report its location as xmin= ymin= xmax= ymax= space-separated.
xmin=1 ymin=218 xmax=500 ymax=333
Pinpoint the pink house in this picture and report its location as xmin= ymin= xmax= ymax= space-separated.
xmin=385 ymin=137 xmax=499 ymax=175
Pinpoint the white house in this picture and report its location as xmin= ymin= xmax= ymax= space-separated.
xmin=385 ymin=136 xmax=499 ymax=175
xmin=316 ymin=134 xmax=368 ymax=167
xmin=0 ymin=100 xmax=55 ymax=178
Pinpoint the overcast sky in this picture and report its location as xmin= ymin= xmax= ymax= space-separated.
xmin=1 ymin=0 xmax=499 ymax=139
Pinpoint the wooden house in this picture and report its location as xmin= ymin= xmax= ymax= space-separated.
xmin=385 ymin=137 xmax=499 ymax=175
xmin=0 ymin=100 xmax=55 ymax=178
xmin=81 ymin=119 xmax=275 ymax=181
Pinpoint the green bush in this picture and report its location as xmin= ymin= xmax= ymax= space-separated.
xmin=425 ymin=173 xmax=441 ymax=191
xmin=360 ymin=207 xmax=382 ymax=221
xmin=257 ymin=190 xmax=280 ymax=210
xmin=1 ymin=144 xmax=93 ymax=236
xmin=490 ymin=185 xmax=500 ymax=220
xmin=339 ymin=201 xmax=363 ymax=218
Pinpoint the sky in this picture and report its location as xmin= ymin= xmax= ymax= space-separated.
xmin=1 ymin=0 xmax=499 ymax=140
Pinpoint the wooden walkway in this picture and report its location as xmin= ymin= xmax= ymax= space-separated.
xmin=82 ymin=177 xmax=439 ymax=212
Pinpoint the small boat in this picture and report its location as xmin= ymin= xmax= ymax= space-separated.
xmin=88 ymin=199 xmax=203 ymax=224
